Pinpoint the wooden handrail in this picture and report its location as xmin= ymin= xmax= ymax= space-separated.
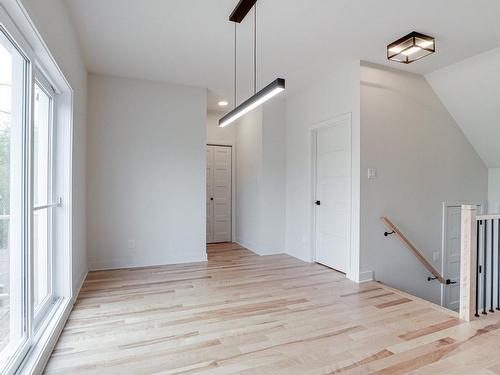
xmin=381 ymin=217 xmax=446 ymax=284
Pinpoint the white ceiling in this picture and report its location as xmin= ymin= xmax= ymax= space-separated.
xmin=427 ymin=46 xmax=500 ymax=168
xmin=64 ymin=0 xmax=500 ymax=111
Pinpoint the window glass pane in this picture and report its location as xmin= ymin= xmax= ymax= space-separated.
xmin=0 ymin=28 xmax=28 ymax=365
xmin=33 ymin=83 xmax=52 ymax=313
xmin=33 ymin=84 xmax=50 ymax=207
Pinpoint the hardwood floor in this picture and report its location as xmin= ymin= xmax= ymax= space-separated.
xmin=45 ymin=243 xmax=500 ymax=374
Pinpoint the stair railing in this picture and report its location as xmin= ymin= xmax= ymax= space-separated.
xmin=381 ymin=217 xmax=446 ymax=284
xmin=460 ymin=205 xmax=500 ymax=321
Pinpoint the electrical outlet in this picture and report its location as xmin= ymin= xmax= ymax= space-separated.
xmin=128 ymin=239 xmax=135 ymax=249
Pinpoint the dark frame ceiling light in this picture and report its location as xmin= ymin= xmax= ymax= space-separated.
xmin=387 ymin=32 xmax=436 ymax=64
xmin=219 ymin=0 xmax=285 ymax=128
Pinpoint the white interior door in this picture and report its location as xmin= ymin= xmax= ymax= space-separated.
xmin=314 ymin=119 xmax=351 ymax=273
xmin=206 ymin=145 xmax=232 ymax=243
xmin=442 ymin=203 xmax=482 ymax=311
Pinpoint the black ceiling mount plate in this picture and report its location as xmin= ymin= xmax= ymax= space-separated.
xmin=229 ymin=0 xmax=258 ymax=23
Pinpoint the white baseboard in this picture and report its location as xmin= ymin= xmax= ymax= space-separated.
xmin=89 ymin=252 xmax=208 ymax=271
xmin=73 ymin=269 xmax=88 ymax=302
xmin=236 ymin=238 xmax=283 ymax=256
xmin=358 ymin=270 xmax=375 ymax=283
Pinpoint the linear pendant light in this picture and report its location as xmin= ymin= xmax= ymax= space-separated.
xmin=219 ymin=78 xmax=285 ymax=127
xmin=219 ymin=0 xmax=285 ymax=128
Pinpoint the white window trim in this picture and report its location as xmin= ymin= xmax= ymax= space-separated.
xmin=33 ymin=72 xmax=56 ymax=330
xmin=0 ymin=2 xmax=76 ymax=374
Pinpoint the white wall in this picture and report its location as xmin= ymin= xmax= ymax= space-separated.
xmin=235 ymin=98 xmax=286 ymax=255
xmin=360 ymin=63 xmax=488 ymax=304
xmin=20 ymin=0 xmax=88 ymax=295
xmin=206 ymin=111 xmax=236 ymax=240
xmin=260 ymin=99 xmax=286 ymax=252
xmin=236 ymin=109 xmax=262 ymax=251
xmin=87 ymin=74 xmax=207 ymax=269
xmin=285 ymin=61 xmax=361 ymax=281
xmin=489 ymin=169 xmax=500 ymax=213
xmin=207 ymin=111 xmax=236 ymax=145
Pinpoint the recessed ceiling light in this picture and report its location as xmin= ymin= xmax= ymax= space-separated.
xmin=387 ymin=32 xmax=435 ymax=64
xmin=218 ymin=100 xmax=229 ymax=107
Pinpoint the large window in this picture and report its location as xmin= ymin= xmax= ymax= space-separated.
xmin=0 ymin=25 xmax=29 ymax=368
xmin=0 ymin=13 xmax=71 ymax=372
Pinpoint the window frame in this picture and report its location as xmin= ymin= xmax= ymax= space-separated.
xmin=32 ymin=71 xmax=57 ymax=329
xmin=0 ymin=13 xmax=34 ymax=375
xmin=0 ymin=2 xmax=75 ymax=373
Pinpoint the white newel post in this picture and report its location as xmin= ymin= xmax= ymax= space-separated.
xmin=460 ymin=205 xmax=477 ymax=321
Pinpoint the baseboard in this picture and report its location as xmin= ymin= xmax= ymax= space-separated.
xmin=89 ymin=252 xmax=208 ymax=271
xmin=73 ymin=269 xmax=88 ymax=302
xmin=236 ymin=238 xmax=284 ymax=256
xmin=358 ymin=270 xmax=375 ymax=283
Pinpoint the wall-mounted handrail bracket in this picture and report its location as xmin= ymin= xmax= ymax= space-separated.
xmin=384 ymin=231 xmax=395 ymax=237
xmin=427 ymin=276 xmax=437 ymax=281
xmin=380 ymin=217 xmax=446 ymax=284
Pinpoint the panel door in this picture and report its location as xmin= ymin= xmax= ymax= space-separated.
xmin=443 ymin=203 xmax=482 ymax=311
xmin=443 ymin=205 xmax=462 ymax=311
xmin=207 ymin=146 xmax=231 ymax=243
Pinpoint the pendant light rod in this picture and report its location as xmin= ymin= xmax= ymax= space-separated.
xmin=254 ymin=5 xmax=257 ymax=94
xmin=229 ymin=0 xmax=258 ymax=23
xmin=234 ymin=22 xmax=237 ymax=108
xmin=221 ymin=0 xmax=286 ymax=128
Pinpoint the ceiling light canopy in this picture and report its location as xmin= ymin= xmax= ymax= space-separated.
xmin=219 ymin=78 xmax=285 ymax=127
xmin=387 ymin=32 xmax=435 ymax=64
xmin=229 ymin=0 xmax=257 ymax=23
xmin=219 ymin=0 xmax=285 ymax=128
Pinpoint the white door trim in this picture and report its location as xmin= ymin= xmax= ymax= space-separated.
xmin=441 ymin=201 xmax=484 ymax=308
xmin=310 ymin=112 xmax=352 ymax=273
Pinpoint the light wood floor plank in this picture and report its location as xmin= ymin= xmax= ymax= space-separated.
xmin=44 ymin=243 xmax=500 ymax=374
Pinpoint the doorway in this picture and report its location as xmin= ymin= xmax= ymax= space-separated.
xmin=312 ymin=115 xmax=352 ymax=273
xmin=441 ymin=202 xmax=483 ymax=310
xmin=206 ymin=145 xmax=232 ymax=243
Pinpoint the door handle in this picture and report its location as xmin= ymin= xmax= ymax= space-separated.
xmin=315 ymin=200 xmax=321 ymax=206
xmin=210 ymin=197 xmax=214 ymax=201
xmin=446 ymin=279 xmax=457 ymax=285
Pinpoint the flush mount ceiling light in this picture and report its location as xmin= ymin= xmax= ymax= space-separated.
xmin=219 ymin=0 xmax=285 ymax=127
xmin=218 ymin=100 xmax=229 ymax=107
xmin=387 ymin=32 xmax=436 ymax=64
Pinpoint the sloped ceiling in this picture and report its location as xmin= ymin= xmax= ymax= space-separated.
xmin=426 ymin=47 xmax=500 ymax=168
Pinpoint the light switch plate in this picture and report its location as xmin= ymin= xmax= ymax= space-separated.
xmin=368 ymin=168 xmax=377 ymax=180
xmin=433 ymin=252 xmax=440 ymax=262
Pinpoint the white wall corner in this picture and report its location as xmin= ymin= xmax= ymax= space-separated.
xmin=72 ymin=269 xmax=88 ymax=302
xmin=357 ymin=270 xmax=375 ymax=283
